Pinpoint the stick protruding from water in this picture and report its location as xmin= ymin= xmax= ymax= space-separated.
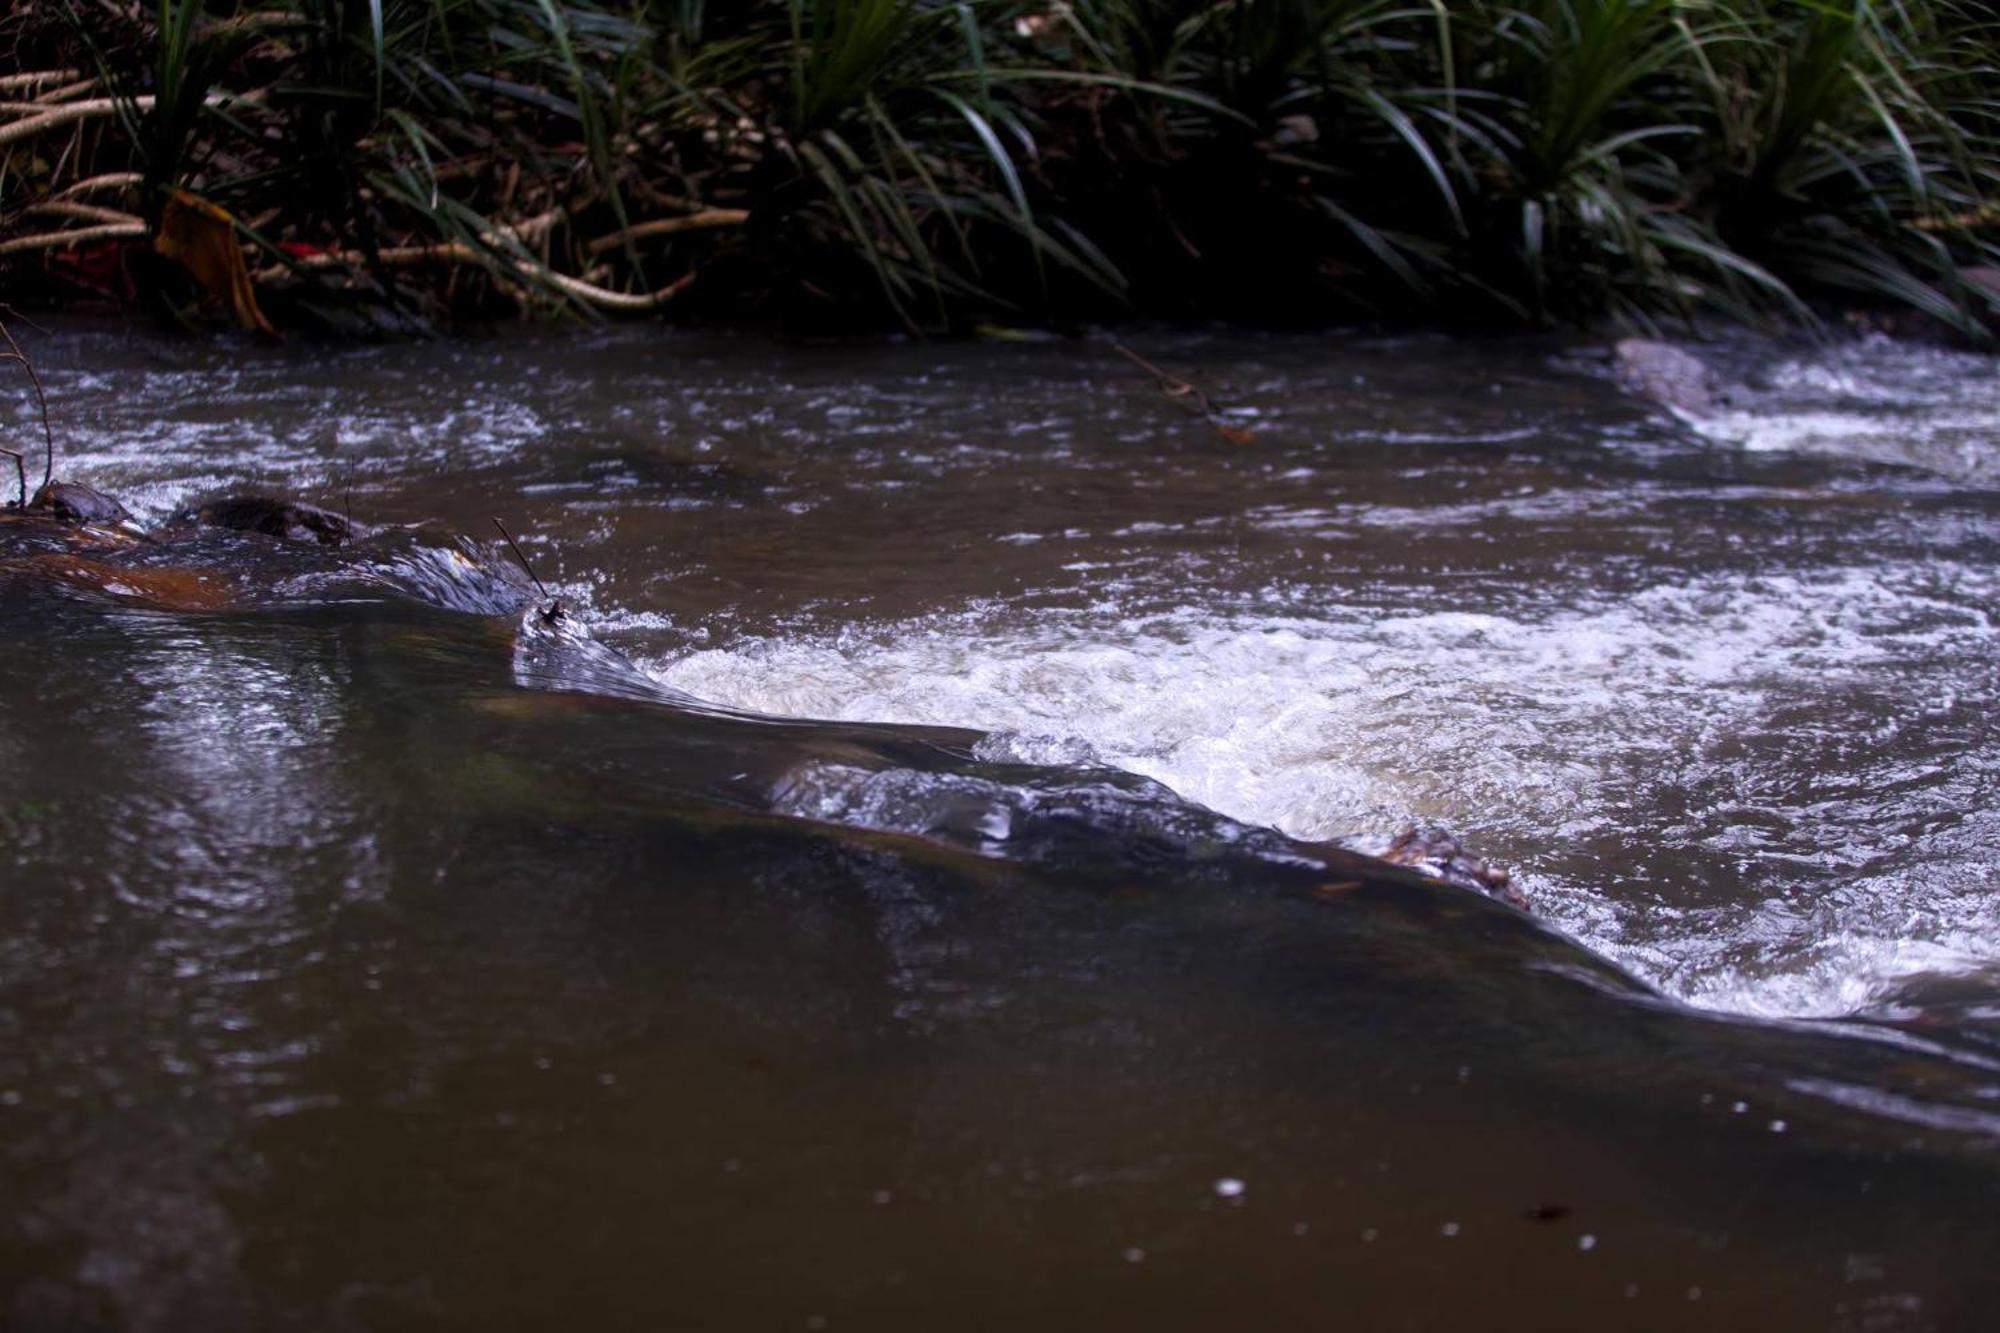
xmin=0 ymin=311 xmax=56 ymax=497
xmin=1110 ymin=342 xmax=1254 ymax=444
xmin=491 ymin=515 xmax=563 ymax=622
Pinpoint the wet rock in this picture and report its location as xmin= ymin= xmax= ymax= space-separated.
xmin=28 ymin=481 xmax=136 ymax=529
xmin=2 ymin=483 xmax=532 ymax=617
xmin=1613 ymin=338 xmax=1723 ymax=416
xmin=1379 ymin=825 xmax=1528 ymax=910
xmin=175 ymin=495 xmax=368 ymax=547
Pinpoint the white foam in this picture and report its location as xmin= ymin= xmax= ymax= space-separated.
xmin=645 ymin=563 xmax=2000 ymax=1018
xmin=1689 ymin=335 xmax=2000 ymax=482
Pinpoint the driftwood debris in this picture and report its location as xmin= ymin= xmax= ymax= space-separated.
xmin=1379 ymin=826 xmax=1526 ymax=909
xmin=1110 ymin=343 xmax=1256 ymax=444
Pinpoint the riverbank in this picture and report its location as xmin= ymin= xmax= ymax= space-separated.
xmin=4 ymin=1 xmax=1998 ymax=339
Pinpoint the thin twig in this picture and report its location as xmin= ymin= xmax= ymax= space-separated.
xmin=1109 ymin=342 xmax=1255 ymax=443
xmin=494 ymin=516 xmax=560 ymax=620
xmin=0 ymin=313 xmax=57 ymax=494
xmin=1111 ymin=342 xmax=1216 ymax=417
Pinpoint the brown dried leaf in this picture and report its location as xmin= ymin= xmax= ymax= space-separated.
xmin=153 ymin=190 xmax=275 ymax=336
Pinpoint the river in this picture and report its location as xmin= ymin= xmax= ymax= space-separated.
xmin=2 ymin=322 xmax=1996 ymax=1329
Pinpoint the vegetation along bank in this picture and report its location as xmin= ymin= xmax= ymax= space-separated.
xmin=3 ymin=0 xmax=1998 ymax=338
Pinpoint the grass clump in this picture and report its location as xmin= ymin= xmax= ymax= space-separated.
xmin=1 ymin=0 xmax=1995 ymax=338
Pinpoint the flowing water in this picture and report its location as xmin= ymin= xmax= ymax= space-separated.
xmin=2 ymin=322 xmax=1997 ymax=1329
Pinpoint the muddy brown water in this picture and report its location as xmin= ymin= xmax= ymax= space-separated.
xmin=2 ymin=323 xmax=1997 ymax=1330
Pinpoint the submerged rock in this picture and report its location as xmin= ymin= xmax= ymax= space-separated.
xmin=2 ymin=482 xmax=529 ymax=617
xmin=26 ymin=481 xmax=137 ymax=530
xmin=3 ymin=481 xmax=1536 ymax=915
xmin=1613 ymin=338 xmax=1724 ymax=417
xmin=172 ymin=495 xmax=369 ymax=547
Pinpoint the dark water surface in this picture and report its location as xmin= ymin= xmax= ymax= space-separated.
xmin=2 ymin=324 xmax=1997 ymax=1330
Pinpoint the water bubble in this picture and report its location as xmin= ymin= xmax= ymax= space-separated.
xmin=1440 ymin=1222 xmax=1461 ymax=1238
xmin=1579 ymin=1235 xmax=1597 ymax=1252
xmin=1213 ymin=1177 xmax=1246 ymax=1199
xmin=1122 ymin=1247 xmax=1146 ymax=1264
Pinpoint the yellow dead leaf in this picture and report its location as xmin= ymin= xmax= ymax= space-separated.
xmin=153 ymin=190 xmax=275 ymax=336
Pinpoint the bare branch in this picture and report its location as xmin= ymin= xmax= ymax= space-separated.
xmin=24 ymin=200 xmax=144 ymax=227
xmin=584 ymin=209 xmax=751 ymax=255
xmin=0 ymin=222 xmax=149 ymax=257
xmin=0 ymin=315 xmax=58 ymax=494
xmin=264 ymin=239 xmax=703 ymax=311
xmin=56 ymin=172 xmax=144 ymax=199
xmin=0 ymin=71 xmax=81 ymax=94
xmin=0 ymin=90 xmax=264 ymax=150
xmin=0 ymin=96 xmax=152 ymax=150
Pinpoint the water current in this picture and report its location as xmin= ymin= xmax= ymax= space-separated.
xmin=2 ymin=321 xmax=1997 ymax=1329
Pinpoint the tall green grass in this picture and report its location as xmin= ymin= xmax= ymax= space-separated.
xmin=1 ymin=0 xmax=1995 ymax=337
